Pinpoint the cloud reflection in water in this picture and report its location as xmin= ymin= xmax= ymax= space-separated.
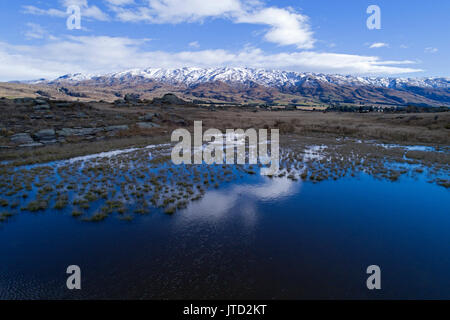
xmin=173 ymin=176 xmax=302 ymax=231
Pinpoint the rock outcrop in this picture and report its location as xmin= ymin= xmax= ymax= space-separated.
xmin=33 ymin=129 xmax=57 ymax=144
xmin=152 ymin=94 xmax=187 ymax=105
xmin=136 ymin=122 xmax=161 ymax=129
xmin=139 ymin=113 xmax=158 ymax=121
xmin=105 ymin=125 xmax=129 ymax=132
xmin=11 ymin=133 xmax=34 ymax=144
xmin=8 ymin=125 xmax=132 ymax=148
xmin=33 ymin=104 xmax=51 ymax=111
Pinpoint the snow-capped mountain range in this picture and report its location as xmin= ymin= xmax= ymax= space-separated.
xmin=47 ymin=67 xmax=450 ymax=90
xmin=20 ymin=67 xmax=448 ymax=106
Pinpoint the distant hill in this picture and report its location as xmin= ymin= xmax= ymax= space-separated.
xmin=7 ymin=67 xmax=450 ymax=106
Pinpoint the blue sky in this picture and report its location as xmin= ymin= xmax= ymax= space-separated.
xmin=0 ymin=0 xmax=448 ymax=81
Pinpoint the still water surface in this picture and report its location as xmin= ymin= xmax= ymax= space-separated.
xmin=0 ymin=169 xmax=449 ymax=299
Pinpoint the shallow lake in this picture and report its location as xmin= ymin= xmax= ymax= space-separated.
xmin=0 ymin=165 xmax=449 ymax=299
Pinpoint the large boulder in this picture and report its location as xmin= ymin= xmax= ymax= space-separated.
xmin=13 ymin=98 xmax=35 ymax=106
xmin=33 ymin=104 xmax=50 ymax=111
xmin=113 ymin=99 xmax=128 ymax=108
xmin=139 ymin=113 xmax=158 ymax=122
xmin=152 ymin=94 xmax=187 ymax=105
xmin=19 ymin=143 xmax=44 ymax=148
xmin=34 ymin=129 xmax=56 ymax=141
xmin=105 ymin=125 xmax=129 ymax=132
xmin=124 ymin=93 xmax=141 ymax=103
xmin=10 ymin=133 xmax=34 ymax=144
xmin=34 ymin=99 xmax=48 ymax=105
xmin=137 ymin=122 xmax=161 ymax=129
xmin=57 ymin=127 xmax=103 ymax=137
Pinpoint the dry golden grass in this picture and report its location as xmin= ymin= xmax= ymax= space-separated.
xmin=0 ymin=96 xmax=448 ymax=165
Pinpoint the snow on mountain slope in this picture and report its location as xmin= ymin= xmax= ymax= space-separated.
xmin=46 ymin=67 xmax=449 ymax=90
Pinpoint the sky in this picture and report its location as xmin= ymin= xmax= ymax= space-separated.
xmin=0 ymin=0 xmax=448 ymax=81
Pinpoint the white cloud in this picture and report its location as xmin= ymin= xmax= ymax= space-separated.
xmin=104 ymin=0 xmax=135 ymax=5
xmin=189 ymin=41 xmax=200 ymax=48
xmin=425 ymin=47 xmax=438 ymax=53
xmin=146 ymin=0 xmax=242 ymax=23
xmin=108 ymin=0 xmax=242 ymax=23
xmin=83 ymin=6 xmax=110 ymax=21
xmin=0 ymin=36 xmax=422 ymax=81
xmin=107 ymin=0 xmax=315 ymax=49
xmin=369 ymin=42 xmax=388 ymax=48
xmin=22 ymin=5 xmax=67 ymax=18
xmin=21 ymin=1 xmax=313 ymax=49
xmin=23 ymin=0 xmax=109 ymax=21
xmin=236 ymin=7 xmax=314 ymax=49
xmin=62 ymin=0 xmax=87 ymax=5
xmin=24 ymin=23 xmax=49 ymax=40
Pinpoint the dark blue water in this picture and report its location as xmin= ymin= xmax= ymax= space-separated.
xmin=0 ymin=172 xmax=449 ymax=299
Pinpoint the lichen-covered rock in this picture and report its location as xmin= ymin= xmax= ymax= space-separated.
xmin=33 ymin=104 xmax=50 ymax=111
xmin=124 ymin=93 xmax=140 ymax=102
xmin=57 ymin=127 xmax=103 ymax=137
xmin=41 ymin=140 xmax=57 ymax=145
xmin=34 ymin=99 xmax=48 ymax=105
xmin=19 ymin=142 xmax=43 ymax=148
xmin=137 ymin=122 xmax=161 ymax=129
xmin=13 ymin=98 xmax=35 ymax=105
xmin=139 ymin=113 xmax=158 ymax=121
xmin=34 ymin=129 xmax=56 ymax=141
xmin=105 ymin=125 xmax=129 ymax=132
xmin=152 ymin=93 xmax=187 ymax=105
xmin=11 ymin=133 xmax=34 ymax=144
